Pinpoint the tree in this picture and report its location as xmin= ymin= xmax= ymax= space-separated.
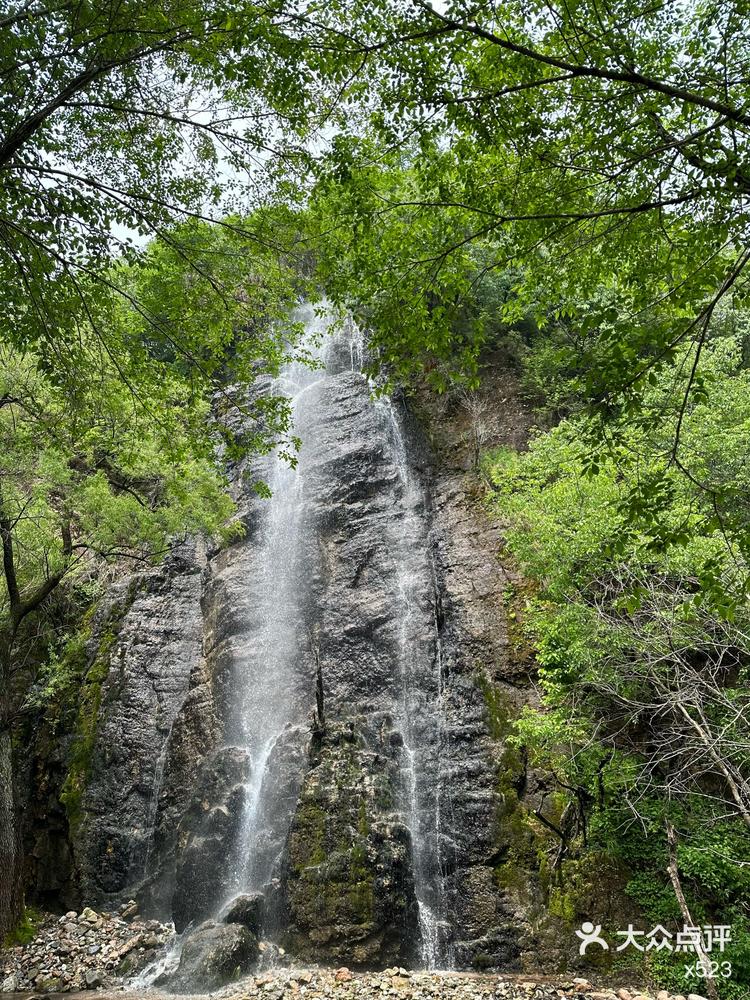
xmin=302 ymin=0 xmax=750 ymax=451
xmin=0 ymin=213 xmax=306 ymax=936
xmin=485 ymin=330 xmax=750 ymax=992
xmin=0 ymin=0 xmax=325 ymax=361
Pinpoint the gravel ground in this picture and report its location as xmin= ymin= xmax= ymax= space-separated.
xmin=1 ymin=910 xmax=710 ymax=1000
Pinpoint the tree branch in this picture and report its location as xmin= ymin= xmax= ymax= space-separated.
xmin=414 ymin=1 xmax=750 ymax=129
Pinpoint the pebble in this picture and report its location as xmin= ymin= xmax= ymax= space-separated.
xmin=1 ymin=913 xmax=702 ymax=1000
xmin=0 ymin=902 xmax=171 ymax=993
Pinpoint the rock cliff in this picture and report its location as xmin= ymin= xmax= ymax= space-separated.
xmin=21 ymin=320 xmax=572 ymax=977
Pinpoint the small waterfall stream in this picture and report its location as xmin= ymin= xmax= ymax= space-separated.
xmin=378 ymin=397 xmax=451 ymax=968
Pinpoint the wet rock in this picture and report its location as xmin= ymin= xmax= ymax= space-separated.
xmin=283 ymin=721 xmax=418 ymax=966
xmin=69 ymin=543 xmax=207 ymax=911
xmin=171 ymin=745 xmax=251 ymax=931
xmin=221 ymin=892 xmax=265 ymax=936
xmin=173 ymin=920 xmax=259 ymax=990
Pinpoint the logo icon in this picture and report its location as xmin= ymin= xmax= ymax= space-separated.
xmin=575 ymin=921 xmax=609 ymax=956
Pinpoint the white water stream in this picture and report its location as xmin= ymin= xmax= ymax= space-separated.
xmin=377 ymin=396 xmax=452 ymax=969
xmin=225 ymin=304 xmax=330 ymax=896
xmin=137 ymin=303 xmax=452 ymax=979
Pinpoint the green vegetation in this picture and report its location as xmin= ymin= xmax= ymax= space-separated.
xmin=481 ymin=324 xmax=750 ymax=995
xmin=286 ymin=735 xmax=378 ymax=939
xmin=3 ymin=906 xmax=42 ymax=948
xmin=1 ymin=0 xmax=750 ymax=988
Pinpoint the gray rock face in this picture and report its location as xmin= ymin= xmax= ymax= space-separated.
xmin=72 ymin=541 xmax=207 ymax=910
xmin=172 ymin=746 xmax=251 ymax=931
xmin=173 ymin=920 xmax=258 ymax=991
xmin=50 ymin=317 xmax=540 ymax=973
xmin=283 ymin=721 xmax=418 ymax=967
xmin=430 ymin=474 xmax=526 ymax=968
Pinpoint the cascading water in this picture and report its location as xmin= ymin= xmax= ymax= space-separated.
xmin=223 ymin=307 xmax=331 ymax=899
xmin=137 ymin=302 xmax=453 ymax=980
xmin=378 ymin=397 xmax=452 ymax=969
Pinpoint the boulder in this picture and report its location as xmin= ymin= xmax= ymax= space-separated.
xmin=220 ymin=892 xmax=264 ymax=936
xmin=173 ymin=920 xmax=258 ymax=991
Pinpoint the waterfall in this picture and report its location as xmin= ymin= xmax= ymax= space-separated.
xmin=223 ymin=305 xmax=330 ymax=898
xmin=378 ymin=396 xmax=452 ymax=969
xmin=135 ymin=302 xmax=454 ymax=977
xmin=219 ymin=303 xmax=451 ymax=963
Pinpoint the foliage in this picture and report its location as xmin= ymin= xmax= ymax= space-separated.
xmin=3 ymin=906 xmax=42 ymax=948
xmin=486 ymin=333 xmax=750 ymax=993
xmin=291 ymin=0 xmax=750 ymax=503
xmin=0 ymin=0 xmax=322 ymax=363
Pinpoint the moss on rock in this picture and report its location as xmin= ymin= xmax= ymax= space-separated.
xmin=283 ymin=722 xmax=416 ymax=966
xmin=58 ymin=580 xmax=140 ymax=841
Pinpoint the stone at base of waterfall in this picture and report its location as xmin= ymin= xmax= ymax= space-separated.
xmin=220 ymin=892 xmax=265 ymax=936
xmin=0 ymin=906 xmax=172 ymax=993
xmin=173 ymin=920 xmax=259 ymax=991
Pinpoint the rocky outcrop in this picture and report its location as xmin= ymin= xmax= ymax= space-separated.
xmin=220 ymin=892 xmax=264 ymax=936
xmin=68 ymin=541 xmax=207 ymax=911
xmin=284 ymin=722 xmax=417 ymax=966
xmin=172 ymin=746 xmax=251 ymax=931
xmin=399 ymin=363 xmax=533 ymax=970
xmin=410 ymin=353 xmax=636 ymax=974
xmin=22 ymin=320 xmax=578 ymax=976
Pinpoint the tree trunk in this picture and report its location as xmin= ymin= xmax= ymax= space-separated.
xmin=0 ymin=643 xmax=23 ymax=940
xmin=675 ymin=702 xmax=750 ymax=830
xmin=665 ymin=820 xmax=718 ymax=1000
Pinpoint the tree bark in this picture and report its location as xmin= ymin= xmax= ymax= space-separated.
xmin=0 ymin=640 xmax=23 ymax=940
xmin=0 ymin=492 xmax=72 ymax=938
xmin=665 ymin=820 xmax=718 ymax=1000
